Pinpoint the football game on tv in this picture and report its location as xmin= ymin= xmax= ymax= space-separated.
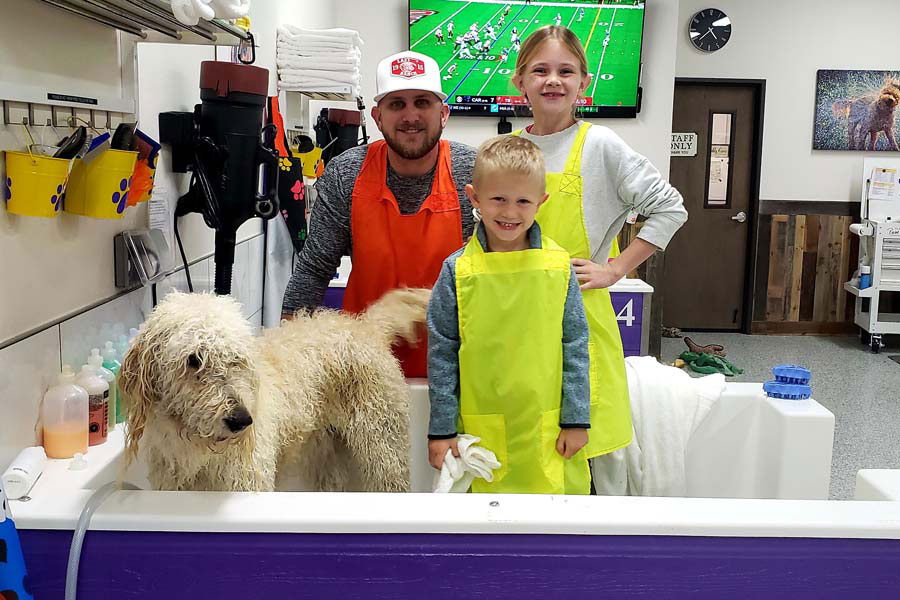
xmin=409 ymin=0 xmax=645 ymax=117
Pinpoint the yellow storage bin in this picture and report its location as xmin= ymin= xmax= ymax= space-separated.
xmin=4 ymin=150 xmax=72 ymax=218
xmin=64 ymin=149 xmax=138 ymax=219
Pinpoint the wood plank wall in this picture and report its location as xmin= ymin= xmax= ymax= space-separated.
xmin=757 ymin=214 xmax=856 ymax=333
xmin=618 ymin=202 xmax=860 ymax=336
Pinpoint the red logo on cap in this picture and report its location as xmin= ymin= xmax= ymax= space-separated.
xmin=391 ymin=57 xmax=426 ymax=79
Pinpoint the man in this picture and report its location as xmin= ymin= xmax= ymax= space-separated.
xmin=282 ymin=51 xmax=477 ymax=378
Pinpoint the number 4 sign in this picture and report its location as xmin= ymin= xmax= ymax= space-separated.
xmin=616 ymin=299 xmax=635 ymax=327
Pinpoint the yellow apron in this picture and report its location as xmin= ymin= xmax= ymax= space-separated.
xmin=514 ymin=123 xmax=633 ymax=466
xmin=456 ymin=231 xmax=591 ymax=495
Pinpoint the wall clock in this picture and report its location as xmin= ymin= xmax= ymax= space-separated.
xmin=690 ymin=8 xmax=731 ymax=52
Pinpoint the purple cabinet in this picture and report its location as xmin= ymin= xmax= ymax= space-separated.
xmin=610 ymin=279 xmax=653 ymax=357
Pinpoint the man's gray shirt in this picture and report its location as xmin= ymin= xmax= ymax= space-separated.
xmin=282 ymin=141 xmax=477 ymax=315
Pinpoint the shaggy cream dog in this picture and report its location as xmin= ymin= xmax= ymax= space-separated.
xmin=118 ymin=288 xmax=430 ymax=493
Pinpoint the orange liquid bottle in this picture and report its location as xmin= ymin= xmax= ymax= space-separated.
xmin=42 ymin=365 xmax=89 ymax=459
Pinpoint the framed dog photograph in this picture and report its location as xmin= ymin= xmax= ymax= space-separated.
xmin=813 ymin=69 xmax=900 ymax=152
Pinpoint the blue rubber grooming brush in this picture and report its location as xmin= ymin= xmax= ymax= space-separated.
xmin=763 ymin=381 xmax=812 ymax=400
xmin=772 ymin=365 xmax=811 ymax=385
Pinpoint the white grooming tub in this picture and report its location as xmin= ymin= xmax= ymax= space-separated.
xmin=11 ymin=382 xmax=900 ymax=599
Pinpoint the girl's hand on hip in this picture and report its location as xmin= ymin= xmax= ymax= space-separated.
xmin=571 ymin=258 xmax=623 ymax=290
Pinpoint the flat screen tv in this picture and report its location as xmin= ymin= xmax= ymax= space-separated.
xmin=408 ymin=0 xmax=645 ymax=117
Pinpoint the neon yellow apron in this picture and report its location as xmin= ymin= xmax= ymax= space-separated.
xmin=456 ymin=232 xmax=591 ymax=494
xmin=514 ymin=123 xmax=633 ymax=467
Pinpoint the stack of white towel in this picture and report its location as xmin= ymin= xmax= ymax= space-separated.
xmin=277 ymin=26 xmax=363 ymax=96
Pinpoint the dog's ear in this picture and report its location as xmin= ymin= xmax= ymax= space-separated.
xmin=119 ymin=325 xmax=162 ymax=466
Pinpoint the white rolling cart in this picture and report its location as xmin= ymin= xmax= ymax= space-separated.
xmin=844 ymin=157 xmax=900 ymax=353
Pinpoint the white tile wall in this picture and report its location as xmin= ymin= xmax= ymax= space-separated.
xmin=0 ymin=327 xmax=61 ymax=472
xmin=60 ymin=286 xmax=151 ymax=370
xmin=0 ymin=235 xmax=265 ymax=473
xmin=155 ymin=256 xmax=213 ymax=303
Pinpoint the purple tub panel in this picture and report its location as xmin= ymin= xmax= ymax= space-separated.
xmin=20 ymin=530 xmax=900 ymax=599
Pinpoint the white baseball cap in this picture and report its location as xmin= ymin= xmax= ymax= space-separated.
xmin=374 ymin=51 xmax=448 ymax=103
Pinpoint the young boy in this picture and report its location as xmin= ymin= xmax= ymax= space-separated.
xmin=426 ymin=136 xmax=592 ymax=495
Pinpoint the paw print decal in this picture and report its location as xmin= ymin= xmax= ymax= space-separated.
xmin=279 ymin=157 xmax=293 ymax=172
xmin=291 ymin=180 xmax=304 ymax=201
xmin=51 ymin=184 xmax=63 ymax=212
xmin=111 ymin=177 xmax=130 ymax=214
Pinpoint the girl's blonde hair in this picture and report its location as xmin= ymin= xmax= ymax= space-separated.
xmin=514 ymin=25 xmax=590 ymax=80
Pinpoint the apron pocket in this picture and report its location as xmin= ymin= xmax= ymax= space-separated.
xmin=460 ymin=413 xmax=507 ymax=484
xmin=540 ymin=409 xmax=567 ymax=493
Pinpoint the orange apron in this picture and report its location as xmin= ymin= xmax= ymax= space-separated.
xmin=343 ymin=139 xmax=463 ymax=377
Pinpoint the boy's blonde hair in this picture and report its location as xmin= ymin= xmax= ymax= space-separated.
xmin=514 ymin=25 xmax=590 ymax=79
xmin=473 ymin=135 xmax=546 ymax=189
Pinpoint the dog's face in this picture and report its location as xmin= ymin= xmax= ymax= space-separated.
xmin=119 ymin=292 xmax=260 ymax=458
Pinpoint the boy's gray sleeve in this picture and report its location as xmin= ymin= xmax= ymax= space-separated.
xmin=560 ymin=265 xmax=591 ymax=428
xmin=427 ymin=258 xmax=461 ymax=438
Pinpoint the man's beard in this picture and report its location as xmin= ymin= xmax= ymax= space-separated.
xmin=382 ymin=124 xmax=442 ymax=160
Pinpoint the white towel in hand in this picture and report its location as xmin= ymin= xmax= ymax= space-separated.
xmin=432 ymin=434 xmax=501 ymax=493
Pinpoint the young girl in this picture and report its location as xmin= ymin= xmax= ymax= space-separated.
xmin=511 ymin=25 xmax=688 ymax=494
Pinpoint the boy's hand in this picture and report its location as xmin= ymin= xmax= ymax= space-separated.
xmin=571 ymin=258 xmax=623 ymax=290
xmin=556 ymin=428 xmax=589 ymax=459
xmin=429 ymin=437 xmax=460 ymax=470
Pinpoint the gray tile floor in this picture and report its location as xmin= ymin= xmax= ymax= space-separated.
xmin=661 ymin=333 xmax=900 ymax=500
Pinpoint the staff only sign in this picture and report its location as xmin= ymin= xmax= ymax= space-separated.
xmin=671 ymin=133 xmax=698 ymax=157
